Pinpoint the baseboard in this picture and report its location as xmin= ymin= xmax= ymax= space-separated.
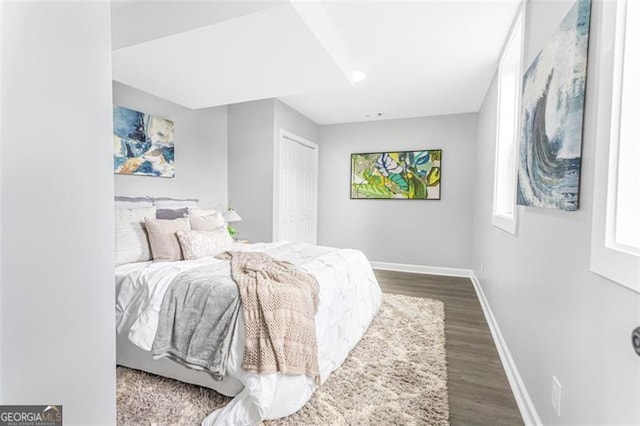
xmin=370 ymin=261 xmax=471 ymax=278
xmin=469 ymin=272 xmax=542 ymax=426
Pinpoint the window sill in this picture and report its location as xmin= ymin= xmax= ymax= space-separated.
xmin=492 ymin=213 xmax=518 ymax=236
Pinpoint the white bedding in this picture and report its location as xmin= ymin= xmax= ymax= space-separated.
xmin=116 ymin=241 xmax=382 ymax=425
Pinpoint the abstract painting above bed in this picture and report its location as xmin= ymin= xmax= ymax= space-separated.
xmin=516 ymin=0 xmax=591 ymax=211
xmin=113 ymin=105 xmax=175 ymax=178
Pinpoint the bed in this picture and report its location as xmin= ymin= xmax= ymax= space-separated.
xmin=116 ymin=240 xmax=382 ymax=425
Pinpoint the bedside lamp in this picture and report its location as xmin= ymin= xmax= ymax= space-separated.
xmin=223 ymin=208 xmax=242 ymax=239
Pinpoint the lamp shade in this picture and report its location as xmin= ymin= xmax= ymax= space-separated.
xmin=223 ymin=209 xmax=242 ymax=223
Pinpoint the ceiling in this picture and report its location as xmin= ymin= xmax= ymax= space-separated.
xmin=111 ymin=0 xmax=521 ymax=125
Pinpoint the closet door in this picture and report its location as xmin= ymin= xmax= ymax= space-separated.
xmin=274 ymin=130 xmax=318 ymax=244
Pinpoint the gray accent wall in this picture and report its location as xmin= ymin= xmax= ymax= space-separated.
xmin=274 ymin=99 xmax=320 ymax=144
xmin=318 ymin=114 xmax=477 ymax=268
xmin=471 ymin=1 xmax=640 ymax=423
xmin=228 ymin=99 xmax=319 ymax=242
xmin=1 ymin=2 xmax=115 ymax=423
xmin=113 ymin=82 xmax=228 ymax=209
xmin=228 ymin=99 xmax=275 ymax=243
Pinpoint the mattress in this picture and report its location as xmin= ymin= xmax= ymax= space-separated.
xmin=116 ymin=241 xmax=382 ymax=425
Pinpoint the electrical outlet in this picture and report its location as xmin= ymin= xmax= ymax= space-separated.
xmin=551 ymin=376 xmax=562 ymax=416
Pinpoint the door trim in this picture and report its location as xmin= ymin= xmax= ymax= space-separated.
xmin=272 ymin=129 xmax=319 ymax=243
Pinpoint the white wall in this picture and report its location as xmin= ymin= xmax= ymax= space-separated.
xmin=113 ymin=82 xmax=228 ymax=208
xmin=318 ymin=114 xmax=477 ymax=268
xmin=1 ymin=2 xmax=115 ymax=424
xmin=471 ymin=1 xmax=640 ymax=423
xmin=0 ymin=0 xmax=3 ymax=402
xmin=228 ymin=99 xmax=319 ymax=242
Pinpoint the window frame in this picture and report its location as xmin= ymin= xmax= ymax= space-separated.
xmin=590 ymin=0 xmax=640 ymax=293
xmin=492 ymin=3 xmax=526 ymax=236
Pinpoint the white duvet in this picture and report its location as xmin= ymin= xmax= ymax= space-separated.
xmin=115 ymin=241 xmax=382 ymax=425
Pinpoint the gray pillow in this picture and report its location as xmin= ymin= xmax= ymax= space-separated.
xmin=156 ymin=208 xmax=189 ymax=220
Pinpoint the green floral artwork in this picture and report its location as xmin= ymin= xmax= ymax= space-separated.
xmin=351 ymin=150 xmax=441 ymax=199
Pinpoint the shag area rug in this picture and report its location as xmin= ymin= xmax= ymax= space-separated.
xmin=117 ymin=293 xmax=448 ymax=425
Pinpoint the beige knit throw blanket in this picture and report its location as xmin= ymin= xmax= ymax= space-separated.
xmin=218 ymin=251 xmax=321 ymax=385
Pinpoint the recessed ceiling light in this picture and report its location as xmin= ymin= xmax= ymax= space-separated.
xmin=352 ymin=70 xmax=366 ymax=83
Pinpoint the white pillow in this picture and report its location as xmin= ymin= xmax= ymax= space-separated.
xmin=189 ymin=212 xmax=226 ymax=231
xmin=176 ymin=229 xmax=233 ymax=260
xmin=115 ymin=206 xmax=156 ymax=265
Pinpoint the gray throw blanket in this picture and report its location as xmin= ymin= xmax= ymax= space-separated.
xmin=151 ymin=265 xmax=241 ymax=380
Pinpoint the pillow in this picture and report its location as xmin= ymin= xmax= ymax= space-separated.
xmin=115 ymin=206 xmax=156 ymax=265
xmin=156 ymin=208 xmax=189 ymax=220
xmin=152 ymin=197 xmax=199 ymax=209
xmin=176 ymin=229 xmax=233 ymax=260
xmin=188 ymin=207 xmax=218 ymax=217
xmin=115 ymin=196 xmax=153 ymax=209
xmin=189 ymin=212 xmax=226 ymax=231
xmin=144 ymin=217 xmax=191 ymax=261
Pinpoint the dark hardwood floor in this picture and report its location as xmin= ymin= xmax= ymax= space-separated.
xmin=374 ymin=269 xmax=523 ymax=426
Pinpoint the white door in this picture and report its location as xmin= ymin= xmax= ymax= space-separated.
xmin=274 ymin=130 xmax=318 ymax=244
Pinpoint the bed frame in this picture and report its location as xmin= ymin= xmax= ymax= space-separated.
xmin=116 ymin=332 xmax=243 ymax=397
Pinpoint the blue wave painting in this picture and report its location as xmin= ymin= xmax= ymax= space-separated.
xmin=517 ymin=0 xmax=591 ymax=211
xmin=113 ymin=106 xmax=175 ymax=178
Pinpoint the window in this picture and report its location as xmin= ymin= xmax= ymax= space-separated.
xmin=611 ymin=0 xmax=639 ymax=255
xmin=492 ymin=5 xmax=525 ymax=235
xmin=591 ymin=0 xmax=640 ymax=292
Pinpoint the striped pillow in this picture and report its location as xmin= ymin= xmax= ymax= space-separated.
xmin=115 ymin=206 xmax=156 ymax=265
